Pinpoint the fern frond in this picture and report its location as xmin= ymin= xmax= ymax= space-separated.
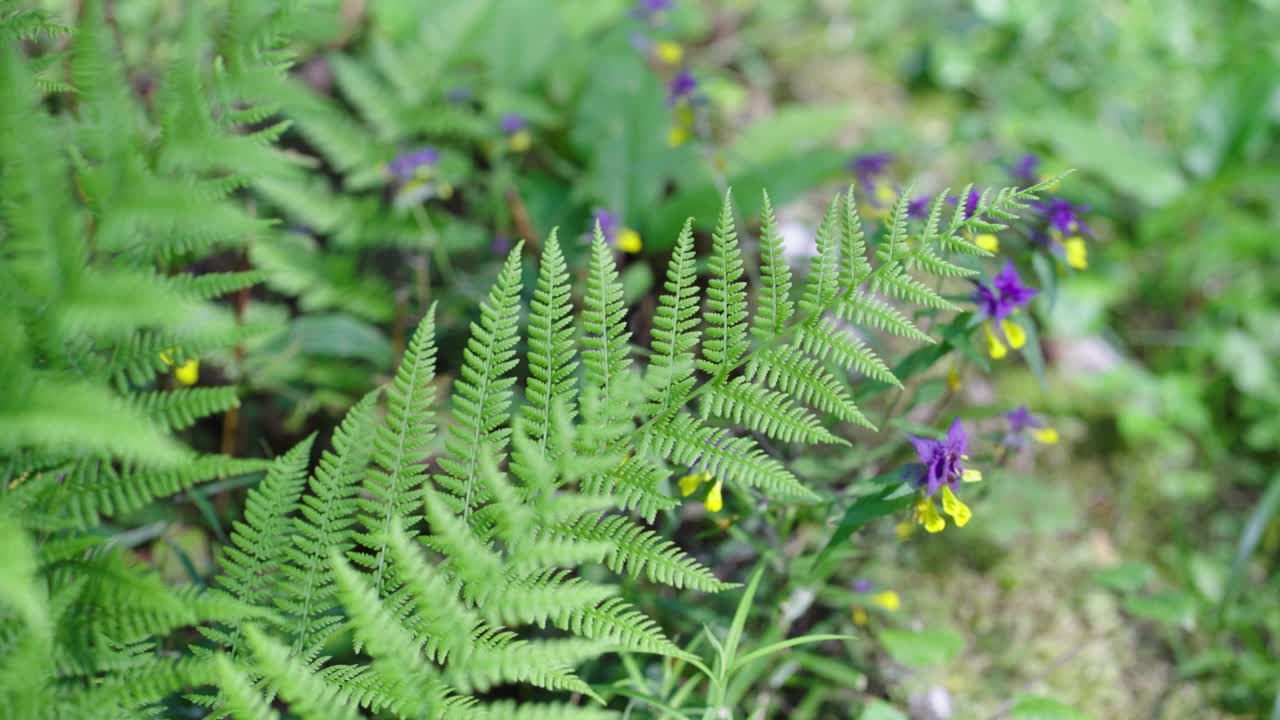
xmin=436 ymin=246 xmax=524 ymax=517
xmin=643 ymin=413 xmax=816 ymax=500
xmin=356 ymin=305 xmax=439 ymax=598
xmin=794 ymin=319 xmax=898 ymax=385
xmin=578 ymin=457 xmax=679 ymax=523
xmin=214 ymin=655 xmax=280 ymax=720
xmin=798 ymin=196 xmax=842 ymax=313
xmin=871 ymin=263 xmax=958 ymax=311
xmin=331 ymin=552 xmax=448 ymax=719
xmin=167 ymin=270 xmax=268 ymax=300
xmin=212 ymin=435 xmax=315 ymax=656
xmin=700 ymin=376 xmax=841 ymax=444
xmin=245 ymin=626 xmax=359 ymax=720
xmin=836 ymin=291 xmax=933 ymax=343
xmin=746 ymin=345 xmax=871 ymax=426
xmin=281 ymin=392 xmax=379 ymax=659
xmin=552 ymin=595 xmax=686 ymax=659
xmin=131 ymin=387 xmax=241 ymax=431
xmin=647 ymin=218 xmax=700 ymax=416
xmin=698 ymin=192 xmax=749 ymax=377
xmin=558 ymin=514 xmax=728 ymax=592
xmin=580 ymin=234 xmax=633 ymax=412
xmin=55 ymin=455 xmax=268 ymax=530
xmin=839 ymin=185 xmax=872 ymax=288
xmin=522 ymin=232 xmax=579 ymax=458
xmin=751 ymin=191 xmax=795 ymax=340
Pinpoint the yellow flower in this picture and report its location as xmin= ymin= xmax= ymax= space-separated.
xmin=1063 ymin=237 xmax=1088 ymax=269
xmin=961 ymin=468 xmax=983 ymax=483
xmin=852 ymin=608 xmax=869 ymax=625
xmin=174 ymin=359 xmax=199 ymax=386
xmin=895 ymin=521 xmax=916 ymax=540
xmin=1031 ymin=427 xmax=1060 ymax=444
xmin=1002 ymin=319 xmax=1026 ymax=349
xmin=871 ymin=590 xmax=900 ymax=612
xmin=946 ymin=364 xmax=962 ymax=392
xmin=914 ymin=495 xmax=945 ymax=533
xmin=678 ymin=472 xmax=708 ymax=497
xmin=616 ymin=228 xmax=643 ymax=254
xmin=984 ymin=323 xmax=1008 ymax=359
xmin=984 ymin=319 xmax=1026 ymax=359
xmin=974 ymin=233 xmax=1000 ymax=253
xmin=654 ymin=40 xmax=683 ymax=65
xmin=667 ymin=124 xmax=690 ymax=147
xmin=715 ymin=516 xmax=733 ymax=530
xmin=938 ymin=485 xmax=971 ymax=527
xmin=508 ymin=130 xmax=532 ymax=153
xmin=874 ymin=183 xmax=897 ymax=208
xmin=704 ymin=479 xmax=724 ymax=513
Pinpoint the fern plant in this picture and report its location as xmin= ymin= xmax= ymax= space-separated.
xmin=0 ymin=0 xmax=300 ymax=716
xmin=197 ymin=176 xmax=1054 ymax=718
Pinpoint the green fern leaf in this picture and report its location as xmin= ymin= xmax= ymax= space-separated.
xmin=436 ymin=246 xmax=524 ymax=518
xmin=751 ymin=191 xmax=795 ymax=340
xmin=642 ymin=413 xmax=817 ymax=500
xmin=281 ymin=391 xmax=379 ymax=659
xmin=698 ymin=192 xmax=749 ymax=377
xmin=522 ymin=232 xmax=579 ymax=458
xmin=700 ymin=376 xmax=841 ymax=445
xmin=646 ymin=218 xmax=700 ymax=416
xmin=558 ymin=514 xmax=729 ymax=592
xmin=580 ymin=233 xmax=633 ymax=412
xmin=355 ymin=304 xmax=439 ymax=597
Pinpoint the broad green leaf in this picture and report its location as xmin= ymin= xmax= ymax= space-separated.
xmin=727 ymin=105 xmax=856 ymax=171
xmin=860 ymin=699 xmax=909 ymax=720
xmin=1124 ymin=591 xmax=1199 ymax=629
xmin=818 ymin=484 xmax=915 ymax=562
xmin=1009 ymin=695 xmax=1090 ymax=720
xmin=1022 ymin=111 xmax=1185 ymax=206
xmin=1091 ymin=562 xmax=1154 ymax=594
xmin=290 ymin=314 xmax=393 ymax=367
xmin=878 ymin=626 xmax=964 ymax=668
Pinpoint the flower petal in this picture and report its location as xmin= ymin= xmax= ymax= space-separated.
xmin=678 ymin=473 xmax=704 ymax=497
xmin=704 ymin=479 xmax=724 ymax=513
xmin=1001 ymin=319 xmax=1027 ymax=350
xmin=915 ymin=495 xmax=946 ymax=533
xmin=871 ymin=590 xmax=900 ymax=612
xmin=1032 ymin=427 xmax=1060 ymax=444
xmin=945 ymin=417 xmax=968 ymax=456
xmin=984 ymin=323 xmax=1008 ymax=359
xmin=939 ymin=486 xmax=972 ymax=527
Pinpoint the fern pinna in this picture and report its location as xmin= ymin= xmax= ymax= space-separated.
xmin=202 ymin=179 xmax=1053 ymax=719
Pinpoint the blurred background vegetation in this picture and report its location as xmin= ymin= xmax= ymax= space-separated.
xmin=11 ymin=0 xmax=1279 ymax=717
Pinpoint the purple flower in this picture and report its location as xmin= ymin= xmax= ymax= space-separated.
xmin=849 ymin=151 xmax=893 ymax=183
xmin=1033 ymin=197 xmax=1091 ymax=236
xmin=633 ymin=0 xmax=673 ymax=20
xmin=592 ymin=208 xmax=621 ymax=244
xmin=973 ymin=260 xmax=1038 ymax=321
xmin=853 ymin=579 xmax=874 ymax=593
xmin=387 ymin=147 xmax=439 ymax=183
xmin=668 ymin=70 xmax=698 ymax=104
xmin=906 ymin=195 xmax=930 ymax=220
xmin=491 ymin=235 xmax=513 ymax=254
xmin=1011 ymin=153 xmax=1040 ymax=186
xmin=1006 ymin=406 xmax=1043 ymax=434
xmin=499 ymin=113 xmax=528 ymax=134
xmin=907 ymin=418 xmax=970 ymax=497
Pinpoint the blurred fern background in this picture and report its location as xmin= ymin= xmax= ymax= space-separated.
xmin=1 ymin=0 xmax=1277 ymax=718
